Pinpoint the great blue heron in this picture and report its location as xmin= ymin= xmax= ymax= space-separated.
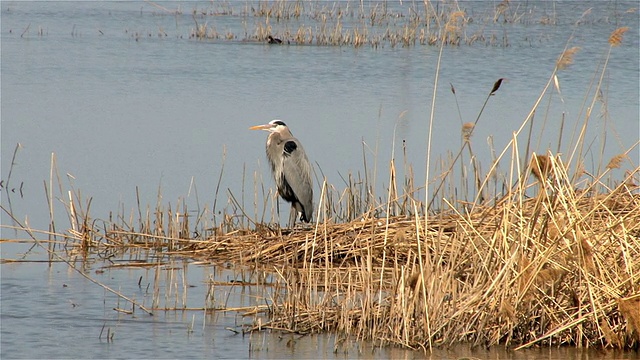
xmin=249 ymin=120 xmax=313 ymax=223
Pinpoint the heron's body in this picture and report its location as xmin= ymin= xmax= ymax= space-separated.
xmin=250 ymin=120 xmax=313 ymax=223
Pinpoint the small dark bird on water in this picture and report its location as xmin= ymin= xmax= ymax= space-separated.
xmin=249 ymin=120 xmax=313 ymax=224
xmin=267 ymin=35 xmax=282 ymax=44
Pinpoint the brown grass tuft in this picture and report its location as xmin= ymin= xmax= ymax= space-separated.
xmin=608 ymin=27 xmax=629 ymax=46
xmin=617 ymin=296 xmax=640 ymax=340
xmin=530 ymin=153 xmax=552 ymax=182
xmin=579 ymin=235 xmax=597 ymax=275
xmin=406 ymin=272 xmax=422 ymax=292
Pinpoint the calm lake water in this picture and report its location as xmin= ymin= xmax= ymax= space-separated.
xmin=1 ymin=1 xmax=638 ymax=358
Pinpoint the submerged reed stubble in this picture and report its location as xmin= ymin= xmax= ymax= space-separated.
xmin=187 ymin=0 xmax=629 ymax=47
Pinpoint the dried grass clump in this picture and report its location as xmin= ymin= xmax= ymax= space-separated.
xmin=617 ymin=297 xmax=640 ymax=341
xmin=530 ymin=153 xmax=553 ymax=182
xmin=443 ymin=11 xmax=467 ymax=45
xmin=57 ymin=160 xmax=640 ymax=350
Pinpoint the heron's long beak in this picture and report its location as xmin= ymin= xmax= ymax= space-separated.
xmin=249 ymin=124 xmax=273 ymax=131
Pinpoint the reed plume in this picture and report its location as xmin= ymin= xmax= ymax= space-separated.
xmin=606 ymin=154 xmax=627 ymax=170
xmin=608 ymin=27 xmax=629 ymax=46
xmin=556 ymin=46 xmax=580 ymax=70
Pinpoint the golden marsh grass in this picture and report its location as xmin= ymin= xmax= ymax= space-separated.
xmin=16 ymin=144 xmax=638 ymax=350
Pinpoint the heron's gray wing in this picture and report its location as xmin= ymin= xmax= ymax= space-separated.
xmin=282 ymin=139 xmax=314 ymax=220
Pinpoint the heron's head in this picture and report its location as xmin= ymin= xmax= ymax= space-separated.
xmin=249 ymin=120 xmax=289 ymax=133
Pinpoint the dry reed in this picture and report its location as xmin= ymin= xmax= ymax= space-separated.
xmin=31 ymin=146 xmax=640 ymax=350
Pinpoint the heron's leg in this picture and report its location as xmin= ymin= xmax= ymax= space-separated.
xmin=288 ymin=204 xmax=297 ymax=228
xmin=275 ymin=196 xmax=280 ymax=223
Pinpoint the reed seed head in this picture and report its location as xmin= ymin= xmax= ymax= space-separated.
xmin=606 ymin=154 xmax=627 ymax=169
xmin=490 ymin=78 xmax=504 ymax=95
xmin=462 ymin=122 xmax=475 ymax=141
xmin=608 ymin=27 xmax=629 ymax=46
xmin=556 ymin=47 xmax=581 ymax=70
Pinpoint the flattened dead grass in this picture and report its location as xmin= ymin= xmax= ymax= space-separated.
xmin=74 ymin=167 xmax=639 ymax=349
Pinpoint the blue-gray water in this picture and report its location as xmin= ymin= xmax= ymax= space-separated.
xmin=1 ymin=1 xmax=638 ymax=358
